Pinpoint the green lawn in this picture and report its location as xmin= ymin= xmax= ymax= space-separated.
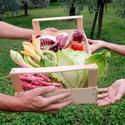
xmin=0 ymin=5 xmax=125 ymax=125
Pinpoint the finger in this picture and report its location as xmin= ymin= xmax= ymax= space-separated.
xmin=45 ymin=28 xmax=58 ymax=32
xmin=43 ymin=100 xmax=73 ymax=111
xmin=97 ymin=88 xmax=108 ymax=93
xmin=46 ymin=92 xmax=72 ymax=105
xmin=97 ymin=99 xmax=111 ymax=106
xmin=50 ymin=28 xmax=58 ymax=32
xmin=97 ymin=93 xmax=108 ymax=99
xmin=26 ymin=86 xmax=56 ymax=96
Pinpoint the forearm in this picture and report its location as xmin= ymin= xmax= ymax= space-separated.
xmin=103 ymin=41 xmax=125 ymax=56
xmin=0 ymin=93 xmax=25 ymax=112
xmin=0 ymin=21 xmax=33 ymax=40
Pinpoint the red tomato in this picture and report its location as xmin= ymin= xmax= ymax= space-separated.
xmin=68 ymin=41 xmax=84 ymax=51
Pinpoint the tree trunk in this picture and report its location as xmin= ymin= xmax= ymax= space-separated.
xmin=69 ymin=3 xmax=76 ymax=16
xmin=97 ymin=0 xmax=105 ymax=38
xmin=90 ymin=0 xmax=100 ymax=38
xmin=24 ymin=2 xmax=28 ymax=16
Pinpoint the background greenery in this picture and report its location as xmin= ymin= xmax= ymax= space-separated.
xmin=0 ymin=3 xmax=125 ymax=125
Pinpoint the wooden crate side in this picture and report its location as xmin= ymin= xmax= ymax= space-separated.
xmin=48 ymin=88 xmax=97 ymax=104
xmin=9 ymin=64 xmax=98 ymax=104
xmin=9 ymin=75 xmax=24 ymax=93
xmin=9 ymin=64 xmax=98 ymax=91
xmin=88 ymin=68 xmax=98 ymax=87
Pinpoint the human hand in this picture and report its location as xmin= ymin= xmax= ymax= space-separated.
xmin=18 ymin=86 xmax=72 ymax=113
xmin=88 ymin=39 xmax=106 ymax=53
xmin=43 ymin=28 xmax=58 ymax=33
xmin=97 ymin=79 xmax=125 ymax=106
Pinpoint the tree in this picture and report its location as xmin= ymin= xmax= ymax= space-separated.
xmin=90 ymin=0 xmax=125 ymax=38
xmin=59 ymin=0 xmax=85 ymax=16
xmin=21 ymin=0 xmax=29 ymax=16
xmin=90 ymin=0 xmax=108 ymax=38
xmin=0 ymin=0 xmax=50 ymax=18
xmin=59 ymin=0 xmax=125 ymax=38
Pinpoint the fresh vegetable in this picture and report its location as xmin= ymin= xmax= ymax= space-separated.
xmin=72 ymin=29 xmax=85 ymax=42
xmin=50 ymin=49 xmax=89 ymax=88
xmin=10 ymin=50 xmax=33 ymax=68
xmin=68 ymin=41 xmax=84 ymax=51
xmin=50 ymin=32 xmax=70 ymax=52
xmin=38 ymin=35 xmax=56 ymax=50
xmin=10 ymin=31 xmax=110 ymax=89
xmin=86 ymin=50 xmax=111 ymax=78
xmin=40 ymin=50 xmax=57 ymax=67
xmin=50 ymin=49 xmax=110 ymax=88
xmin=11 ymin=35 xmax=58 ymax=68
xmin=23 ymin=55 xmax=40 ymax=67
xmin=20 ymin=74 xmax=63 ymax=90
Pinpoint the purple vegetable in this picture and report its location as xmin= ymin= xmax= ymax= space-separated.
xmin=38 ymin=35 xmax=56 ymax=50
xmin=72 ymin=29 xmax=85 ymax=42
xmin=50 ymin=33 xmax=70 ymax=52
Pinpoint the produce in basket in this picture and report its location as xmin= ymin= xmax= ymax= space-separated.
xmin=19 ymin=74 xmax=63 ymax=90
xmin=10 ymin=29 xmax=111 ymax=90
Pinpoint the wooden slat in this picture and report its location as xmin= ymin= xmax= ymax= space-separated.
xmin=32 ymin=21 xmax=41 ymax=36
xmin=9 ymin=64 xmax=98 ymax=75
xmin=77 ymin=16 xmax=83 ymax=30
xmin=32 ymin=15 xmax=83 ymax=22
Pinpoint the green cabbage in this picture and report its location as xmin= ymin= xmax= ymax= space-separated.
xmin=49 ymin=49 xmax=111 ymax=88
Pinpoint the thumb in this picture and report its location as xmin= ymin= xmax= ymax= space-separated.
xmin=26 ymin=86 xmax=56 ymax=96
xmin=88 ymin=39 xmax=94 ymax=44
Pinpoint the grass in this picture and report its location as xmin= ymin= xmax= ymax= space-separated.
xmin=0 ymin=4 xmax=125 ymax=125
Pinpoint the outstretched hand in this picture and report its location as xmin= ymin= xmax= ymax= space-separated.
xmin=18 ymin=86 xmax=72 ymax=113
xmin=88 ymin=39 xmax=106 ymax=53
xmin=97 ymin=79 xmax=125 ymax=106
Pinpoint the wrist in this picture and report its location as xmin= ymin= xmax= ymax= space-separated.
xmin=0 ymin=94 xmax=23 ymax=112
xmin=101 ymin=40 xmax=108 ymax=48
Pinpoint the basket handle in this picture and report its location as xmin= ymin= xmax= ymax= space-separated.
xmin=32 ymin=15 xmax=91 ymax=55
xmin=32 ymin=15 xmax=83 ymax=36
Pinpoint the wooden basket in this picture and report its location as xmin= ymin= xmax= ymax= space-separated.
xmin=9 ymin=16 xmax=97 ymax=104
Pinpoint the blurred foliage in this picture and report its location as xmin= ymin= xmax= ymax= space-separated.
xmin=0 ymin=0 xmax=50 ymax=17
xmin=114 ymin=0 xmax=125 ymax=17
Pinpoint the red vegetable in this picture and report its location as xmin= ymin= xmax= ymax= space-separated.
xmin=69 ymin=41 xmax=84 ymax=51
xmin=19 ymin=74 xmax=63 ymax=90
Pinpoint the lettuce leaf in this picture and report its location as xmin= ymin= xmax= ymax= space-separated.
xmin=86 ymin=50 xmax=111 ymax=78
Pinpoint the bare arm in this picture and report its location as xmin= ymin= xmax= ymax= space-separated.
xmin=0 ymin=21 xmax=33 ymax=39
xmin=89 ymin=39 xmax=125 ymax=55
xmin=0 ymin=21 xmax=58 ymax=40
xmin=103 ymin=41 xmax=125 ymax=56
xmin=0 ymin=87 xmax=72 ymax=112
